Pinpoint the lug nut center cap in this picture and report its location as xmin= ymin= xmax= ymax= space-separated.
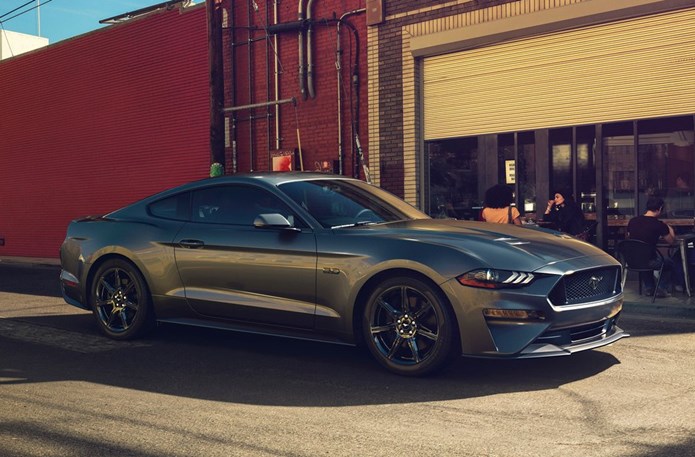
xmin=396 ymin=314 xmax=417 ymax=338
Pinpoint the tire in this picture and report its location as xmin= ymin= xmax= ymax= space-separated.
xmin=362 ymin=276 xmax=457 ymax=376
xmin=90 ymin=258 xmax=154 ymax=340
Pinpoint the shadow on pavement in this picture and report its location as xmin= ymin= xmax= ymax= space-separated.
xmin=1 ymin=315 xmax=622 ymax=408
xmin=0 ymin=263 xmax=61 ymax=297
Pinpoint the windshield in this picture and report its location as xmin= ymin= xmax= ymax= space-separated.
xmin=279 ymin=179 xmax=429 ymax=229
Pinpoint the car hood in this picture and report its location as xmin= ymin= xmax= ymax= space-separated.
xmin=351 ymin=219 xmax=616 ymax=273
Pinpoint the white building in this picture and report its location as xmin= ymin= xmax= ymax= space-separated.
xmin=0 ymin=29 xmax=48 ymax=60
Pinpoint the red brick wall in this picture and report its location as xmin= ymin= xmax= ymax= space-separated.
xmin=0 ymin=5 xmax=209 ymax=258
xmin=221 ymin=0 xmax=368 ymax=178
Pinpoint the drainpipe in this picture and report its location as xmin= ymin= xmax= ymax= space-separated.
xmin=207 ymin=0 xmax=225 ymax=169
xmin=274 ymin=0 xmax=281 ymax=149
xmin=336 ymin=22 xmax=343 ymax=175
xmin=298 ymin=0 xmax=307 ymax=100
xmin=230 ymin=0 xmax=238 ymax=172
xmin=336 ymin=9 xmax=365 ymax=177
xmin=306 ymin=0 xmax=316 ymax=99
xmin=248 ymin=0 xmax=254 ymax=170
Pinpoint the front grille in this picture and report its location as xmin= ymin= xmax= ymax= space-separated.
xmin=548 ymin=266 xmax=621 ymax=306
xmin=535 ymin=316 xmax=618 ymax=345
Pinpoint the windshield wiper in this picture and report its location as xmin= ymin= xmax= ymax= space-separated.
xmin=331 ymin=221 xmax=379 ymax=229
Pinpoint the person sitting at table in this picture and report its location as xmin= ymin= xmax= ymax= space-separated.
xmin=543 ymin=190 xmax=586 ymax=236
xmin=481 ymin=184 xmax=522 ymax=225
xmin=626 ymin=196 xmax=676 ymax=297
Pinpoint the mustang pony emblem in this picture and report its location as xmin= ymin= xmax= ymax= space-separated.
xmin=589 ymin=276 xmax=603 ymax=290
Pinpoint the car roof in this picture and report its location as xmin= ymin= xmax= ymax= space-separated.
xmin=109 ymin=172 xmax=361 ymax=215
xmin=207 ymin=171 xmax=357 ymax=186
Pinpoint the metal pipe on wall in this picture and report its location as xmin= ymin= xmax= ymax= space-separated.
xmin=336 ymin=9 xmax=365 ymax=177
xmin=298 ymin=0 xmax=306 ymax=100
xmin=274 ymin=0 xmax=281 ymax=150
xmin=248 ymin=0 xmax=254 ymax=171
xmin=222 ymin=97 xmax=296 ymax=113
xmin=206 ymin=0 xmax=225 ymax=168
xmin=336 ymin=21 xmax=343 ymax=175
xmin=306 ymin=0 xmax=316 ymax=99
xmin=230 ymin=0 xmax=238 ymax=172
xmin=265 ymin=1 xmax=271 ymax=168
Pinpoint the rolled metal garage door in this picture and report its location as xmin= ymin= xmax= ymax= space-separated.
xmin=423 ymin=6 xmax=695 ymax=140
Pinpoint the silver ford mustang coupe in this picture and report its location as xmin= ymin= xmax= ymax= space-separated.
xmin=60 ymin=172 xmax=627 ymax=376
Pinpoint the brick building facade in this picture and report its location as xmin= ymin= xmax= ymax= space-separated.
xmin=2 ymin=0 xmax=694 ymax=258
xmin=368 ymin=0 xmax=695 ymax=250
xmin=0 ymin=0 xmax=368 ymax=259
xmin=216 ymin=0 xmax=368 ymax=179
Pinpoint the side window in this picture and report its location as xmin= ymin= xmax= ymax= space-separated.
xmin=191 ymin=185 xmax=305 ymax=227
xmin=148 ymin=192 xmax=190 ymax=221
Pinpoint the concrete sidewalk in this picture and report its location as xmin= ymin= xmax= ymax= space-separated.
xmin=1 ymin=256 xmax=693 ymax=319
xmin=0 ymin=256 xmax=60 ymax=267
xmin=621 ymin=278 xmax=695 ymax=319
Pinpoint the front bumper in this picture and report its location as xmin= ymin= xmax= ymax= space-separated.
xmin=501 ymin=312 xmax=628 ymax=358
xmin=443 ymin=273 xmax=628 ymax=358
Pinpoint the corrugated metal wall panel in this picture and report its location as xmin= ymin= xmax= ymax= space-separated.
xmin=0 ymin=6 xmax=209 ymax=258
xmin=424 ymin=7 xmax=695 ymax=139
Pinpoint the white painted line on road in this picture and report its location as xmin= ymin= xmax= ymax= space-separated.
xmin=0 ymin=318 xmax=150 ymax=353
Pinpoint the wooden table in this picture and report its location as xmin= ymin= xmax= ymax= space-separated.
xmin=606 ymin=218 xmax=695 ymax=227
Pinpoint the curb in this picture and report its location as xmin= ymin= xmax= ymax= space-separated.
xmin=0 ymin=257 xmax=60 ymax=267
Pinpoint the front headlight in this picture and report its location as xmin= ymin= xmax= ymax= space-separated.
xmin=457 ymin=269 xmax=535 ymax=289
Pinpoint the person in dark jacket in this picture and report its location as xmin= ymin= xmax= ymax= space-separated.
xmin=627 ymin=196 xmax=676 ymax=297
xmin=543 ymin=190 xmax=586 ymax=235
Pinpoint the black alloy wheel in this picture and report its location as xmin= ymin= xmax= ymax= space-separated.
xmin=91 ymin=259 xmax=153 ymax=340
xmin=362 ymin=276 xmax=457 ymax=376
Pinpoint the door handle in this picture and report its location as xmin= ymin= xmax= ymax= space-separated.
xmin=179 ymin=239 xmax=205 ymax=249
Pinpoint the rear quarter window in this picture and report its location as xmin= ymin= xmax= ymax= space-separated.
xmin=148 ymin=192 xmax=191 ymax=221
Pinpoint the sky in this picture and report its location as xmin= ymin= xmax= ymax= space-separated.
xmin=0 ymin=0 xmax=182 ymax=44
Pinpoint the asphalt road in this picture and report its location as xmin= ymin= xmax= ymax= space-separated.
xmin=1 ymin=263 xmax=694 ymax=457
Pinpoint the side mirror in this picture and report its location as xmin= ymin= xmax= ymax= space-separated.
xmin=253 ymin=213 xmax=300 ymax=231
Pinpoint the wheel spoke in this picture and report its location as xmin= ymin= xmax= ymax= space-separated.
xmin=95 ymin=298 xmax=112 ymax=309
xmin=416 ymin=326 xmax=438 ymax=342
xmin=123 ymin=299 xmax=139 ymax=312
xmin=400 ymin=286 xmax=410 ymax=313
xmin=386 ymin=337 xmax=404 ymax=360
xmin=376 ymin=297 xmax=400 ymax=318
xmin=107 ymin=309 xmax=120 ymax=327
xmin=121 ymin=279 xmax=136 ymax=296
xmin=370 ymin=323 xmax=396 ymax=335
xmin=406 ymin=338 xmax=421 ymax=363
xmin=118 ymin=309 xmax=129 ymax=329
xmin=413 ymin=301 xmax=433 ymax=320
xmin=98 ymin=277 xmax=116 ymax=295
xmin=113 ymin=268 xmax=122 ymax=287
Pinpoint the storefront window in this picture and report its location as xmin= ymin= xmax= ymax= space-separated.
xmin=638 ymin=116 xmax=694 ymax=219
xmin=517 ymin=131 xmax=536 ymax=214
xmin=604 ymin=122 xmax=635 ymax=217
xmin=549 ymin=127 xmax=597 ymax=215
xmin=549 ymin=128 xmax=572 ymax=197
xmin=497 ymin=133 xmax=515 ymax=187
xmin=576 ymin=126 xmax=597 ymax=214
xmin=426 ymin=137 xmax=479 ymax=219
xmin=424 ymin=115 xmax=693 ymax=248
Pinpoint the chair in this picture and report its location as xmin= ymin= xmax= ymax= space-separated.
xmin=575 ymin=221 xmax=598 ymax=242
xmin=615 ymin=239 xmax=665 ymax=303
